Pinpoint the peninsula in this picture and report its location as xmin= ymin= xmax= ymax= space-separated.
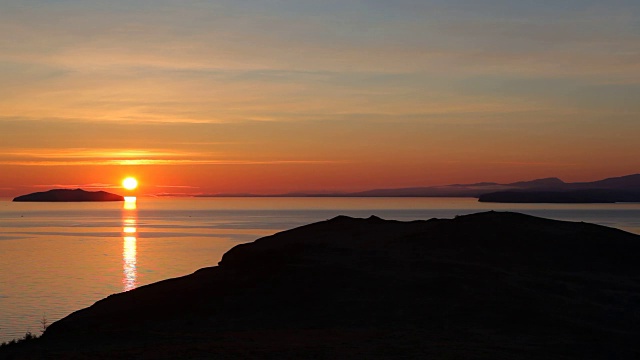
xmin=12 ymin=189 xmax=124 ymax=202
xmin=4 ymin=212 xmax=640 ymax=359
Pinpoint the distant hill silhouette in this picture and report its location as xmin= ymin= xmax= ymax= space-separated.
xmin=570 ymin=174 xmax=640 ymax=190
xmin=507 ymin=177 xmax=565 ymax=188
xmin=13 ymin=189 xmax=124 ymax=202
xmin=345 ymin=176 xmax=561 ymax=197
xmin=197 ymin=174 xmax=640 ymax=199
xmin=4 ymin=212 xmax=640 ymax=359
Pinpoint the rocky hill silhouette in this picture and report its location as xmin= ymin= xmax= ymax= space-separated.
xmin=3 ymin=212 xmax=640 ymax=359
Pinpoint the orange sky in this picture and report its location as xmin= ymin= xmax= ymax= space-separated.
xmin=1 ymin=1 xmax=639 ymax=197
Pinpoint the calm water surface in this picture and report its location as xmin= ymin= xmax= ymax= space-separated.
xmin=1 ymin=197 xmax=639 ymax=342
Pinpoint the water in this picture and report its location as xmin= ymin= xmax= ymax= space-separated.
xmin=1 ymin=197 xmax=639 ymax=342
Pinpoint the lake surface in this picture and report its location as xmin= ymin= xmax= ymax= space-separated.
xmin=1 ymin=197 xmax=640 ymax=342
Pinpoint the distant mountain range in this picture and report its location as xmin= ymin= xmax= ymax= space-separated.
xmin=198 ymin=174 xmax=640 ymax=202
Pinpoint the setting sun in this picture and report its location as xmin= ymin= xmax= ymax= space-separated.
xmin=122 ymin=177 xmax=138 ymax=190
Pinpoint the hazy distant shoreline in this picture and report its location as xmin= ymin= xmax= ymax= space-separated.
xmin=193 ymin=173 xmax=640 ymax=203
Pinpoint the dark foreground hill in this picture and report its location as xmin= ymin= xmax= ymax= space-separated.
xmin=3 ymin=212 xmax=640 ymax=359
xmin=13 ymin=189 xmax=124 ymax=202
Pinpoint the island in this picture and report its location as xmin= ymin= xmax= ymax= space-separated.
xmin=3 ymin=212 xmax=640 ymax=359
xmin=12 ymin=189 xmax=124 ymax=202
xmin=478 ymin=189 xmax=640 ymax=203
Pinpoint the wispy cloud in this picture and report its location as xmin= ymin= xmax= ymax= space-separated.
xmin=0 ymin=147 xmax=343 ymax=166
xmin=1 ymin=1 xmax=638 ymax=129
xmin=4 ymin=148 xmax=199 ymax=159
xmin=33 ymin=183 xmax=119 ymax=189
xmin=0 ymin=159 xmax=342 ymax=166
xmin=487 ymin=161 xmax=579 ymax=167
xmin=151 ymin=192 xmax=199 ymax=197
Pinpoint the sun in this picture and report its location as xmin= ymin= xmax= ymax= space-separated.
xmin=122 ymin=177 xmax=138 ymax=190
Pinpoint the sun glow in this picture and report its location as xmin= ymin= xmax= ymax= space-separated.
xmin=122 ymin=177 xmax=138 ymax=190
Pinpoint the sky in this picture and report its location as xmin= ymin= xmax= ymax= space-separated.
xmin=1 ymin=0 xmax=639 ymax=196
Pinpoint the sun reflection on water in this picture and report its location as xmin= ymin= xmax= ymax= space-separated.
xmin=123 ymin=227 xmax=136 ymax=233
xmin=122 ymin=197 xmax=138 ymax=291
xmin=124 ymin=196 xmax=137 ymax=210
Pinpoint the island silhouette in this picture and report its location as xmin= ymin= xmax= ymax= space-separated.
xmin=12 ymin=189 xmax=124 ymax=202
xmin=478 ymin=189 xmax=640 ymax=203
xmin=3 ymin=212 xmax=639 ymax=359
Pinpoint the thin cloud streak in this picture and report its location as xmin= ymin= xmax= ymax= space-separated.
xmin=33 ymin=183 xmax=119 ymax=189
xmin=152 ymin=193 xmax=200 ymax=197
xmin=4 ymin=148 xmax=201 ymax=159
xmin=487 ymin=161 xmax=579 ymax=167
xmin=0 ymin=159 xmax=344 ymax=166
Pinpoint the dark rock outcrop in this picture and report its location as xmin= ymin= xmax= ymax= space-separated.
xmin=12 ymin=189 xmax=124 ymax=202
xmin=4 ymin=212 xmax=640 ymax=359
